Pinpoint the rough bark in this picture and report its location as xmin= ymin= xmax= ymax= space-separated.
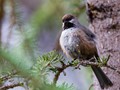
xmin=86 ymin=0 xmax=120 ymax=90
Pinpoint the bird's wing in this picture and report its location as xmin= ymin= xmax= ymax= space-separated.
xmin=79 ymin=24 xmax=96 ymax=40
xmin=72 ymin=29 xmax=98 ymax=59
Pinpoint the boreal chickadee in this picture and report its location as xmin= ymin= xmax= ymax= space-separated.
xmin=59 ymin=14 xmax=113 ymax=89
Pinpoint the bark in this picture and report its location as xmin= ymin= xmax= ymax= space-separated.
xmin=86 ymin=0 xmax=120 ymax=90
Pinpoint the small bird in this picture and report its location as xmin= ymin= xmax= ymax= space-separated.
xmin=59 ymin=14 xmax=113 ymax=89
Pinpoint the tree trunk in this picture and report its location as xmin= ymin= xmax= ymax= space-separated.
xmin=86 ymin=0 xmax=120 ymax=90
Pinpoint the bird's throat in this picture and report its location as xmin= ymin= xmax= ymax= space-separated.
xmin=63 ymin=22 xmax=74 ymax=30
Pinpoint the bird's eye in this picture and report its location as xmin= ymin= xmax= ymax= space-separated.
xmin=62 ymin=19 xmax=65 ymax=22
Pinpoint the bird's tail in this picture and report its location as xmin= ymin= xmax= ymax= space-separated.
xmin=91 ymin=66 xmax=113 ymax=89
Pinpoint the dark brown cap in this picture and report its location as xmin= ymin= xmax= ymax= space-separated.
xmin=62 ymin=14 xmax=75 ymax=22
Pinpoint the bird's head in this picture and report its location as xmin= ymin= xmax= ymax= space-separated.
xmin=62 ymin=14 xmax=80 ymax=30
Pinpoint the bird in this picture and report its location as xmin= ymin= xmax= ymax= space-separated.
xmin=59 ymin=14 xmax=113 ymax=89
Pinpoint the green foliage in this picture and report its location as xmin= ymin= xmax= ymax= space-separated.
xmin=0 ymin=0 xmax=91 ymax=90
xmin=0 ymin=50 xmax=74 ymax=90
xmin=32 ymin=51 xmax=65 ymax=73
xmin=30 ymin=83 xmax=74 ymax=90
xmin=31 ymin=51 xmax=64 ymax=80
xmin=29 ymin=51 xmax=75 ymax=90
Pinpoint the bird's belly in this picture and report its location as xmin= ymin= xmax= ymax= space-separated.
xmin=60 ymin=30 xmax=79 ymax=58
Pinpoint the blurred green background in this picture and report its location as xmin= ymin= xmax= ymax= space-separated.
xmin=0 ymin=0 xmax=93 ymax=90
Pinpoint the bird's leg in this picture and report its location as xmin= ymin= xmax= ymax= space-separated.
xmin=74 ymin=59 xmax=83 ymax=70
xmin=74 ymin=55 xmax=84 ymax=69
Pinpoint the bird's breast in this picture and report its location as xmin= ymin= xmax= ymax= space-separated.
xmin=60 ymin=28 xmax=80 ymax=58
xmin=60 ymin=28 xmax=77 ymax=48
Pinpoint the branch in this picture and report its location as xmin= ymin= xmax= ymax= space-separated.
xmin=76 ymin=59 xmax=120 ymax=74
xmin=0 ymin=71 xmax=17 ymax=81
xmin=106 ymin=65 xmax=120 ymax=74
xmin=53 ymin=61 xmax=73 ymax=85
xmin=52 ymin=55 xmax=120 ymax=85
xmin=0 ymin=83 xmax=23 ymax=90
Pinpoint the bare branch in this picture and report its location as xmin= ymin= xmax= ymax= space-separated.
xmin=0 ymin=83 xmax=23 ymax=90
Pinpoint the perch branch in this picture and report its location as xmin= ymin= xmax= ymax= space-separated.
xmin=53 ymin=55 xmax=119 ymax=85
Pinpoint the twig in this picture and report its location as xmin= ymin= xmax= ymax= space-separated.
xmin=106 ymin=65 xmax=120 ymax=74
xmin=89 ymin=84 xmax=94 ymax=90
xmin=0 ymin=83 xmax=23 ymax=90
xmin=0 ymin=71 xmax=17 ymax=81
xmin=53 ymin=61 xmax=73 ymax=85
xmin=75 ymin=59 xmax=120 ymax=74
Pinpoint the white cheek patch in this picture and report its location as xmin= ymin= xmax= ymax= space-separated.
xmin=69 ymin=19 xmax=74 ymax=23
xmin=62 ymin=23 xmax=64 ymax=28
